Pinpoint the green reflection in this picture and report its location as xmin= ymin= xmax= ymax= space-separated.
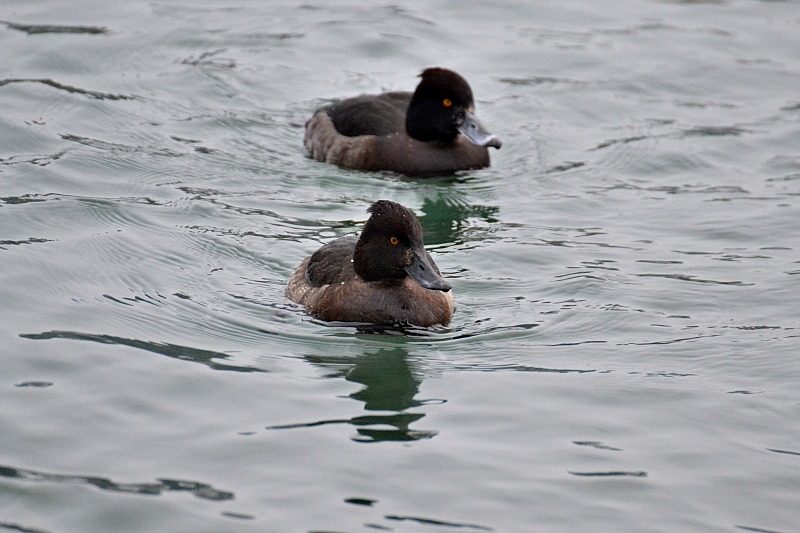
xmin=416 ymin=191 xmax=499 ymax=245
xmin=346 ymin=348 xmax=421 ymax=411
xmin=301 ymin=347 xmax=439 ymax=443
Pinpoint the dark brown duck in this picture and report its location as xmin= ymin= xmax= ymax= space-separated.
xmin=304 ymin=68 xmax=502 ymax=176
xmin=287 ymin=200 xmax=454 ymax=326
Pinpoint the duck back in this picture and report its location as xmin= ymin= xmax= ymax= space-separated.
xmin=325 ymin=92 xmax=411 ymax=137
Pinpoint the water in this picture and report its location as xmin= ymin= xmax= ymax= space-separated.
xmin=2 ymin=0 xmax=799 ymax=531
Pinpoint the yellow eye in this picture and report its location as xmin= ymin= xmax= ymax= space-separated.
xmin=442 ymin=98 xmax=452 ymax=108
xmin=389 ymin=236 xmax=399 ymax=245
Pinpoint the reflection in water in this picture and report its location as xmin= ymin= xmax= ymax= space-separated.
xmin=0 ymin=19 xmax=109 ymax=35
xmin=346 ymin=347 xmax=421 ymax=411
xmin=568 ymin=470 xmax=648 ymax=478
xmin=0 ymin=521 xmax=52 ymax=533
xmin=414 ymin=189 xmax=499 ymax=246
xmin=0 ymin=464 xmax=234 ymax=501
xmin=268 ymin=348 xmax=440 ymax=442
xmin=0 ymin=78 xmax=131 ymax=101
xmin=385 ymin=514 xmax=494 ymax=531
xmin=20 ymin=330 xmax=265 ymax=373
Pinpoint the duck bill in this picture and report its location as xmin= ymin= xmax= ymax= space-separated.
xmin=459 ymin=111 xmax=502 ymax=149
xmin=405 ymin=249 xmax=451 ymax=292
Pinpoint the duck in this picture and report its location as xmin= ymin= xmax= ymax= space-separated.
xmin=287 ymin=200 xmax=454 ymax=326
xmin=304 ymin=67 xmax=502 ymax=176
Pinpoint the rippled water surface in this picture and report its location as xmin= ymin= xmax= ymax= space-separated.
xmin=2 ymin=1 xmax=800 ymax=532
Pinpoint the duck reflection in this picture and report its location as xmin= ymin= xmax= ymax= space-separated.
xmin=345 ymin=347 xmax=436 ymax=442
xmin=270 ymin=347 xmax=439 ymax=443
xmin=414 ymin=189 xmax=499 ymax=246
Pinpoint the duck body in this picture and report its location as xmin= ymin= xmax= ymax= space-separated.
xmin=304 ymin=68 xmax=501 ymax=176
xmin=287 ymin=200 xmax=454 ymax=327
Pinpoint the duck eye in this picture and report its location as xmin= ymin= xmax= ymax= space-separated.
xmin=389 ymin=236 xmax=399 ymax=245
xmin=442 ymin=98 xmax=452 ymax=108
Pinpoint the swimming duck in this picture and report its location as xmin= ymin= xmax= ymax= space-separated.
xmin=304 ymin=67 xmax=502 ymax=175
xmin=287 ymin=200 xmax=454 ymax=326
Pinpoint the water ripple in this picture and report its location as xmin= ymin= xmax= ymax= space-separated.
xmin=736 ymin=526 xmax=794 ymax=533
xmin=590 ymin=123 xmax=753 ymax=152
xmin=0 ymin=237 xmax=54 ymax=250
xmin=0 ymin=19 xmax=108 ymax=35
xmin=60 ymin=134 xmax=182 ymax=157
xmin=636 ymin=273 xmax=753 ymax=286
xmin=20 ymin=330 xmax=266 ymax=373
xmin=766 ymin=448 xmax=800 ymax=458
xmin=0 ymin=522 xmax=52 ymax=533
xmin=0 ymin=151 xmax=65 ymax=166
xmin=568 ymin=470 xmax=648 ymax=478
xmin=385 ymin=514 xmax=493 ymax=531
xmin=0 ymin=79 xmax=132 ymax=100
xmin=573 ymin=441 xmax=623 ymax=451
xmin=0 ymin=464 xmax=233 ymax=501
